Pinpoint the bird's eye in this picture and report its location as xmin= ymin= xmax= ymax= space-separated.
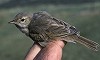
xmin=21 ymin=19 xmax=25 ymax=22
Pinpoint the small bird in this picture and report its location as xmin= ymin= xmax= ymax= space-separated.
xmin=9 ymin=11 xmax=99 ymax=51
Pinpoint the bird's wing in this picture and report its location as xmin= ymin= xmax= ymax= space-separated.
xmin=47 ymin=17 xmax=80 ymax=37
xmin=28 ymin=11 xmax=79 ymax=42
xmin=46 ymin=17 xmax=80 ymax=43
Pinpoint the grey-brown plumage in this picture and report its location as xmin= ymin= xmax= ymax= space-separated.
xmin=9 ymin=11 xmax=100 ymax=51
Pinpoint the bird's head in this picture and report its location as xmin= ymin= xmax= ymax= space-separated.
xmin=9 ymin=12 xmax=33 ymax=28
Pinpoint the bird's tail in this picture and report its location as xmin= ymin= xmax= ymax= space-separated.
xmin=67 ymin=35 xmax=100 ymax=51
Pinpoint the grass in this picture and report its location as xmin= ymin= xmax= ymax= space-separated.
xmin=0 ymin=2 xmax=100 ymax=60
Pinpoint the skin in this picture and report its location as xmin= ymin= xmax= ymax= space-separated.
xmin=25 ymin=38 xmax=65 ymax=60
xmin=25 ymin=43 xmax=42 ymax=60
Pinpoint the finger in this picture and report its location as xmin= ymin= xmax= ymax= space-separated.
xmin=34 ymin=38 xmax=65 ymax=60
xmin=25 ymin=42 xmax=42 ymax=60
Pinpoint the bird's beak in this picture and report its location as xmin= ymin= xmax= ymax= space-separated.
xmin=8 ymin=20 xmax=15 ymax=24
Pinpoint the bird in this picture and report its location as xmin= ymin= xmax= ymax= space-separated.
xmin=9 ymin=11 xmax=100 ymax=51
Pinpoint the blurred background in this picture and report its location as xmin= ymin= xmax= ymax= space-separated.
xmin=0 ymin=0 xmax=100 ymax=60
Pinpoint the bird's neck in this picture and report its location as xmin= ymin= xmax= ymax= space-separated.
xmin=16 ymin=25 xmax=29 ymax=36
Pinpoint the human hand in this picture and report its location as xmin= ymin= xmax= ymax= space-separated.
xmin=25 ymin=38 xmax=65 ymax=60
